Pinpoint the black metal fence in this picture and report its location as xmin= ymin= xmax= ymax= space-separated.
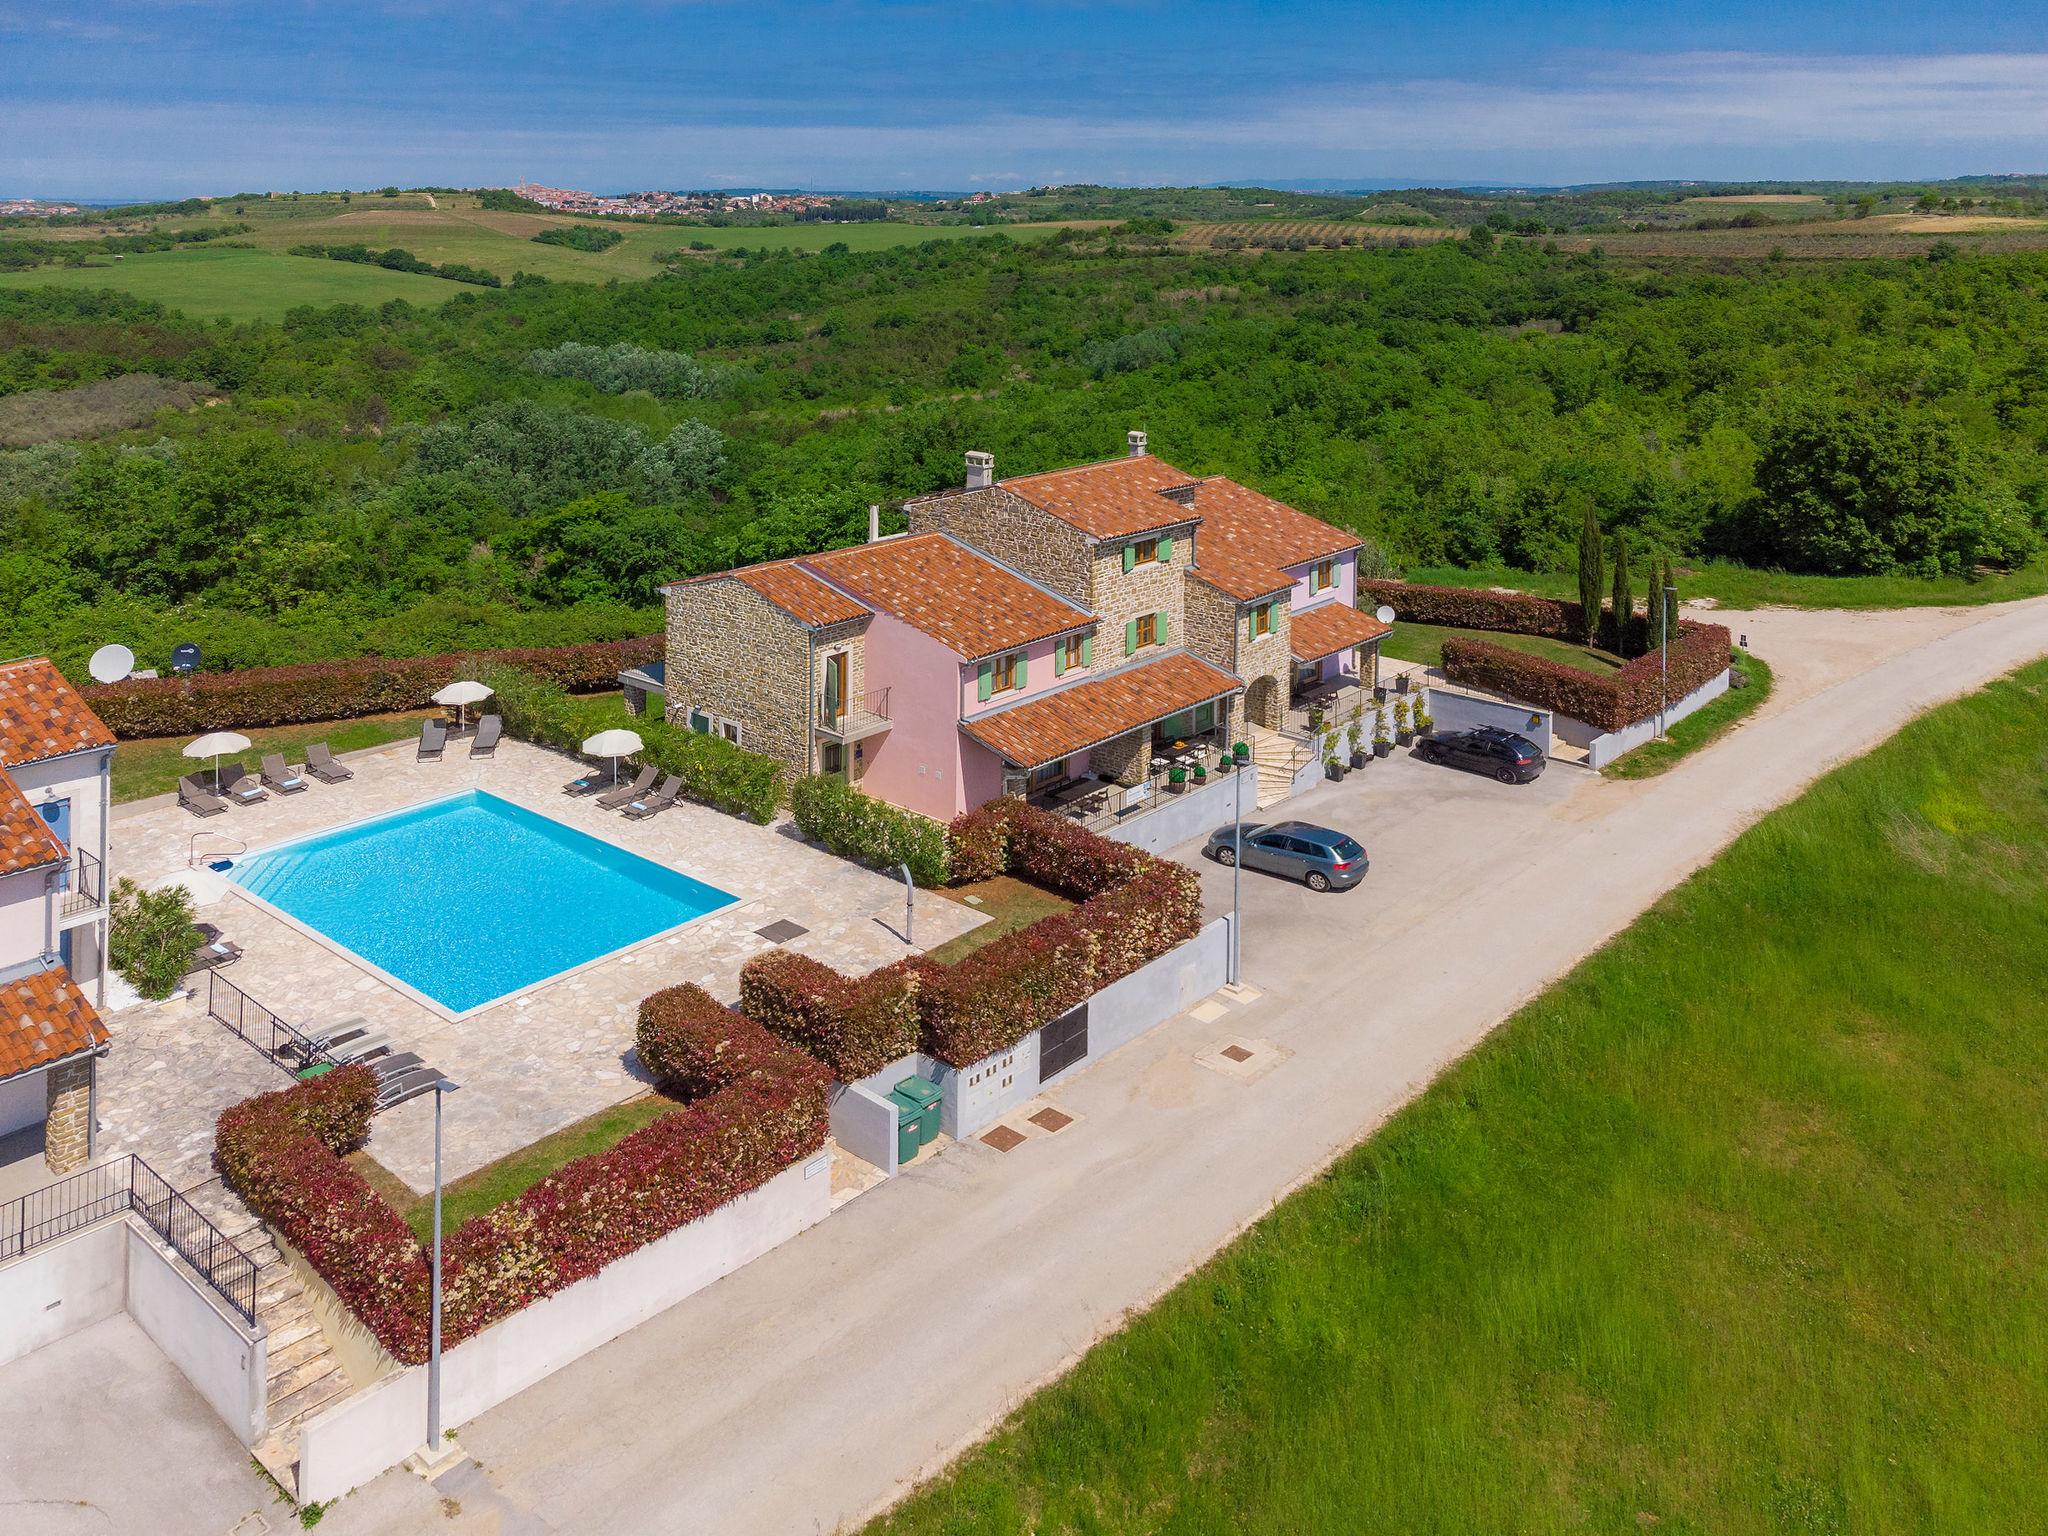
xmin=0 ymin=1154 xmax=259 ymax=1327
xmin=205 ymin=969 xmax=321 ymax=1077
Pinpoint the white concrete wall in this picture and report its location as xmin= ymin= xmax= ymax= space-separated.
xmin=0 ymin=1067 xmax=46 ymax=1139
xmin=1101 ymin=769 xmax=1249 ymax=856
xmin=124 ymin=1224 xmax=268 ymax=1445
xmin=0 ymin=1219 xmax=127 ymax=1365
xmin=1423 ymin=688 xmax=1556 ymax=754
xmin=830 ymin=1082 xmax=900 ymax=1175
xmin=1584 ymin=668 xmax=1731 ymax=768
xmin=296 ymin=1157 xmax=831 ymax=1507
xmin=0 ymin=867 xmax=48 ymax=972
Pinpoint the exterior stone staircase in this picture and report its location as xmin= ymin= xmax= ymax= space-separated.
xmin=1245 ymin=725 xmax=1309 ymax=810
xmin=184 ymin=1179 xmax=353 ymax=1496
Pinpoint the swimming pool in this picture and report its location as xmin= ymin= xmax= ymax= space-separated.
xmin=228 ymin=790 xmax=738 ymax=1016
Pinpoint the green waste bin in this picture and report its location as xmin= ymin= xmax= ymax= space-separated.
xmin=888 ymin=1090 xmax=923 ymax=1165
xmin=895 ymin=1077 xmax=942 ymax=1146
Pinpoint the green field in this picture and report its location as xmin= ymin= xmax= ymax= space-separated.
xmin=0 ymin=244 xmax=459 ymax=320
xmin=1408 ymin=557 xmax=2048 ymax=612
xmin=1604 ymin=650 xmax=1775 ymax=779
xmin=110 ymin=712 xmax=429 ymax=801
xmin=870 ymin=659 xmax=2048 ymax=1533
xmin=1380 ymin=619 xmax=1624 ymax=673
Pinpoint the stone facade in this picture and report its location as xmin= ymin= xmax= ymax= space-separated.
xmin=1089 ymin=727 xmax=1153 ymax=787
xmin=1240 ymin=604 xmax=1292 ymax=730
xmin=905 ymin=488 xmax=1092 ymax=605
xmin=44 ymin=1056 xmax=91 ymax=1173
xmin=1090 ymin=523 xmax=1197 ymax=667
xmin=667 ymin=579 xmax=863 ymax=778
xmin=811 ymin=619 xmax=871 ymax=781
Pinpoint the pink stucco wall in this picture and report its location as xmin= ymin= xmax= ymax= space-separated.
xmin=956 ymin=632 xmax=1088 ymax=716
xmin=856 ymin=611 xmax=976 ymax=821
xmin=1289 ymin=551 xmax=1363 ymax=684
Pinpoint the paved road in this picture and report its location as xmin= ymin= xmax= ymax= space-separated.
xmin=113 ymin=596 xmax=2048 ymax=1536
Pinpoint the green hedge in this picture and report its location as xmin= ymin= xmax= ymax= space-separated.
xmin=789 ymin=774 xmax=948 ymax=886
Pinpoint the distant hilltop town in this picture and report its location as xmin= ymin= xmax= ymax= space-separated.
xmin=512 ymin=183 xmax=841 ymax=218
xmin=0 ymin=197 xmax=83 ymax=217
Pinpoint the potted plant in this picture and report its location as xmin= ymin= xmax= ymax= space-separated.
xmin=1307 ymin=703 xmax=1326 ymax=736
xmin=1192 ymin=760 xmax=1208 ymax=784
xmin=1393 ymin=698 xmax=1413 ymax=747
xmin=1373 ymin=709 xmax=1394 ymax=758
xmin=1348 ymin=721 xmax=1368 ymax=770
xmin=1413 ymin=697 xmax=1434 ymax=738
xmin=1168 ymin=764 xmax=1188 ymax=794
xmin=1372 ymin=683 xmax=1387 ymax=704
xmin=1232 ymin=740 xmax=1251 ymax=765
xmin=1324 ymin=748 xmax=1345 ymax=781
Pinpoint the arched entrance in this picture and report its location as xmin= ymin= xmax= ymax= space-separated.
xmin=1245 ymin=674 xmax=1282 ymax=731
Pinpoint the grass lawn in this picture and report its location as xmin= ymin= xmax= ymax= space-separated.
xmin=353 ymin=1092 xmax=683 ymax=1243
xmin=1407 ymin=556 xmax=2048 ymax=611
xmin=1380 ymin=619 xmax=1624 ymax=674
xmin=870 ymin=658 xmax=2048 ymax=1534
xmin=928 ymin=876 xmax=1076 ymax=965
xmin=1604 ymin=650 xmax=1775 ymax=780
xmin=0 ymin=245 xmax=460 ymax=321
xmin=112 ymin=710 xmax=430 ymax=803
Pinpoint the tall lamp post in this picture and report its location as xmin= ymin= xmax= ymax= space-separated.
xmin=426 ymin=1078 xmax=460 ymax=1459
xmin=1657 ymin=579 xmax=1676 ymax=740
xmin=1228 ymin=747 xmax=1244 ymax=986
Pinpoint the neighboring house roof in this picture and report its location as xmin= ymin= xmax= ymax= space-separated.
xmin=1289 ymin=601 xmax=1392 ymax=663
xmin=0 ymin=771 xmax=65 ymax=878
xmin=0 ymin=962 xmax=107 ymax=1082
xmin=1191 ymin=478 xmax=1363 ymax=599
xmin=961 ymin=650 xmax=1242 ymax=770
xmin=805 ymin=533 xmax=1092 ymax=662
xmin=667 ymin=560 xmax=873 ymax=628
xmin=998 ymin=453 xmax=1204 ymax=542
xmin=0 ymin=657 xmax=117 ymax=768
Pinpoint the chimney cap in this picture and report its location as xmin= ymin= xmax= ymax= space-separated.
xmin=965 ymin=450 xmax=994 ymax=468
xmin=1127 ymin=430 xmax=1148 ymax=457
xmin=964 ymin=449 xmax=995 ymax=490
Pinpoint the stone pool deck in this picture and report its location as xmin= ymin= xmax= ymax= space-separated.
xmin=111 ymin=737 xmax=983 ymax=1190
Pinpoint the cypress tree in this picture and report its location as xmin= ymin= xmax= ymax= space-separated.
xmin=1609 ymin=532 xmax=1633 ymax=654
xmin=1576 ymin=499 xmax=1603 ymax=645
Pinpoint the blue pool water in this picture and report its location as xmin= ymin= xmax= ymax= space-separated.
xmin=229 ymin=791 xmax=736 ymax=1014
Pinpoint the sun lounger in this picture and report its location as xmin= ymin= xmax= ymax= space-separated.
xmin=327 ymin=1031 xmax=393 ymax=1066
xmin=370 ymin=1051 xmax=423 ymax=1082
xmin=221 ymin=772 xmax=266 ymax=806
xmin=468 ymin=714 xmax=502 ymax=759
xmin=595 ymin=765 xmax=659 ymax=810
xmin=377 ymin=1065 xmax=450 ymax=1110
xmin=188 ymin=922 xmax=242 ymax=971
xmin=621 ymin=773 xmax=683 ymax=820
xmin=261 ymin=753 xmax=307 ymax=794
xmin=418 ymin=719 xmax=448 ymax=761
xmin=564 ymin=766 xmax=610 ymax=795
xmin=180 ymin=773 xmax=228 ymax=818
xmin=305 ymin=742 xmax=352 ymax=783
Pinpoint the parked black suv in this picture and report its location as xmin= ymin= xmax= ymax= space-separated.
xmin=1415 ymin=727 xmax=1546 ymax=784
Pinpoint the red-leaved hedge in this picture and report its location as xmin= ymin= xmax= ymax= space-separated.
xmin=737 ymin=952 xmax=921 ymax=1082
xmin=1440 ymin=619 xmax=1732 ymax=732
xmin=86 ymin=637 xmax=658 ymax=738
xmin=216 ymin=988 xmax=826 ymax=1364
xmin=945 ymin=797 xmax=1150 ymax=899
xmin=1358 ymin=578 xmax=1652 ymax=654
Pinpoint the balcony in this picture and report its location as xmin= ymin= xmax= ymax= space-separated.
xmin=815 ymin=686 xmax=892 ymax=745
xmin=58 ymin=848 xmax=104 ymax=921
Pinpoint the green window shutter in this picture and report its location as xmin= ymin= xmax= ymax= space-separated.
xmin=1080 ymin=634 xmax=1093 ymax=666
xmin=1155 ymin=610 xmax=1168 ymax=645
xmin=1122 ymin=545 xmax=1136 ymax=575
xmin=1124 ymin=618 xmax=1138 ymax=655
xmin=977 ymin=661 xmax=993 ymax=702
xmin=1157 ymin=535 xmax=1173 ymax=562
xmin=1053 ymin=643 xmax=1066 ymax=677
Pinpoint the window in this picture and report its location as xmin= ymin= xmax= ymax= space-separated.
xmin=719 ymin=719 xmax=744 ymax=747
xmin=1250 ymin=601 xmax=1275 ymax=638
xmin=990 ymin=651 xmax=1024 ymax=693
xmin=1057 ymin=634 xmax=1086 ymax=672
xmin=1136 ymin=612 xmax=1160 ymax=648
xmin=688 ymin=707 xmax=713 ymax=734
xmin=1120 ymin=536 xmax=1173 ymax=573
xmin=1028 ymin=758 xmax=1067 ymax=788
xmin=821 ymin=742 xmax=845 ymax=775
xmin=1312 ymin=558 xmax=1337 ymax=593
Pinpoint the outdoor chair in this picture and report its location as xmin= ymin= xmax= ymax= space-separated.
xmin=261 ymin=753 xmax=308 ymax=794
xmin=564 ymin=765 xmax=610 ymax=795
xmin=418 ymin=719 xmax=448 ymax=761
xmin=189 ymin=922 xmax=242 ymax=971
xmin=221 ymin=772 xmax=266 ymax=806
xmin=377 ymin=1065 xmax=450 ymax=1110
xmin=621 ymin=773 xmax=683 ymax=820
xmin=327 ymin=1030 xmax=393 ymax=1066
xmin=179 ymin=773 xmax=228 ymax=818
xmin=305 ymin=742 xmax=353 ymax=783
xmin=469 ymin=714 xmax=502 ymax=759
xmin=595 ymin=765 xmax=659 ymax=810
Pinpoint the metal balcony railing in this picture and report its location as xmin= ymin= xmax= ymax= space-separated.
xmin=59 ymin=848 xmax=103 ymax=917
xmin=816 ymin=686 xmax=892 ymax=740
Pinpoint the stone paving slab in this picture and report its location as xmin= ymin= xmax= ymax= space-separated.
xmin=93 ymin=990 xmax=288 ymax=1188
xmin=111 ymin=737 xmax=983 ymax=1192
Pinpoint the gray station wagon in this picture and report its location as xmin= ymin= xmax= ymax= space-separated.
xmin=1204 ymin=820 xmax=1368 ymax=892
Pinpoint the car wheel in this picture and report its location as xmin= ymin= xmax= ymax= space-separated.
xmin=1494 ymin=766 xmax=1515 ymax=784
xmin=1304 ymin=870 xmax=1330 ymax=892
xmin=1213 ymin=846 xmax=1237 ymax=867
xmin=1419 ymin=744 xmax=1442 ymax=764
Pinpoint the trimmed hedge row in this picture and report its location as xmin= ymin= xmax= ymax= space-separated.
xmin=1359 ymin=577 xmax=1653 ymax=654
xmin=945 ymin=796 xmax=1149 ymax=899
xmin=1440 ymin=619 xmax=1732 ymax=732
xmin=87 ymin=638 xmax=658 ymax=739
xmin=216 ymin=990 xmax=828 ymax=1364
xmin=738 ymin=951 xmax=920 ymax=1082
xmin=789 ymin=774 xmax=949 ymax=887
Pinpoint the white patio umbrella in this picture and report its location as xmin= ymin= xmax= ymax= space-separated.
xmin=432 ymin=679 xmax=494 ymax=731
xmin=183 ymin=730 xmax=252 ymax=792
xmin=580 ymin=728 xmax=645 ymax=789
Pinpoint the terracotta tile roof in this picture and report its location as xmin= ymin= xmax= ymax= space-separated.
xmin=0 ymin=963 xmax=107 ymax=1081
xmin=1289 ymin=601 xmax=1392 ymax=662
xmin=670 ymin=560 xmax=872 ymax=628
xmin=999 ymin=454 xmax=1204 ymax=542
xmin=0 ymin=657 xmax=116 ymax=767
xmin=806 ymin=534 xmax=1092 ymax=661
xmin=0 ymin=772 xmax=65 ymax=878
xmin=1192 ymin=478 xmax=1361 ymax=592
xmin=962 ymin=650 xmax=1242 ymax=770
xmin=1188 ymin=551 xmax=1293 ymax=602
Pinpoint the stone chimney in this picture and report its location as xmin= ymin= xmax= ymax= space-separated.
xmin=868 ymin=503 xmax=881 ymax=542
xmin=965 ymin=450 xmax=994 ymax=490
xmin=1127 ymin=430 xmax=1148 ymax=457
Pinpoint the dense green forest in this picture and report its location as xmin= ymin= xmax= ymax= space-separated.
xmin=3 ymin=230 xmax=2045 ymax=677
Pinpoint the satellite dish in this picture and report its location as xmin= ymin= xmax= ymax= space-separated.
xmin=87 ymin=644 xmax=135 ymax=685
xmin=171 ymin=641 xmax=202 ymax=674
xmin=1374 ymin=605 xmax=1396 ymax=626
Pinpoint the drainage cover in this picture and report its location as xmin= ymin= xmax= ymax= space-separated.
xmin=1028 ymin=1107 xmax=1073 ymax=1132
xmin=980 ymin=1125 xmax=1026 ymax=1152
xmin=1221 ymin=1045 xmax=1255 ymax=1063
xmin=755 ymin=919 xmax=809 ymax=943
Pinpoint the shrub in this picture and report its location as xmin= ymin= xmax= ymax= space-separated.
xmin=739 ymin=952 xmax=920 ymax=1081
xmin=947 ymin=797 xmax=1146 ymax=900
xmin=530 ymin=225 xmax=625 ymax=253
xmin=1358 ymin=578 xmax=1580 ymax=639
xmin=524 ymin=339 xmax=724 ymax=398
xmin=87 ymin=638 xmax=657 ymax=738
xmin=915 ymin=910 xmax=1100 ymax=1066
xmin=108 ymin=876 xmax=200 ymax=999
xmin=634 ymin=982 xmax=813 ymax=1098
xmin=790 ymin=774 xmax=948 ymax=886
xmin=1441 ymin=620 xmax=1732 ymax=732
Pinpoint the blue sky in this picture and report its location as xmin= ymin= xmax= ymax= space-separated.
xmin=3 ymin=2 xmax=2044 ymax=198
